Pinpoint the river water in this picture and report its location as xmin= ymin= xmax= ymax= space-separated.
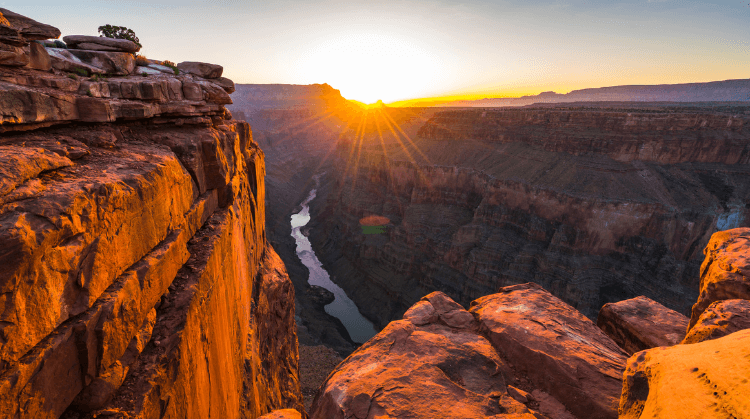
xmin=290 ymin=182 xmax=378 ymax=344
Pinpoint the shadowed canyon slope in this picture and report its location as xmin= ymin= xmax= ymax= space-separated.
xmin=308 ymin=105 xmax=750 ymax=328
xmin=0 ymin=9 xmax=302 ymax=418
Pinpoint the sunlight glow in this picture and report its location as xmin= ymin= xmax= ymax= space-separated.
xmin=297 ymin=33 xmax=445 ymax=104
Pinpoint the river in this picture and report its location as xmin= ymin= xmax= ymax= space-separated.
xmin=290 ymin=180 xmax=378 ymax=344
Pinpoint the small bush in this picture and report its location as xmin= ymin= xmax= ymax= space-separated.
xmin=161 ymin=60 xmax=179 ymax=75
xmin=74 ymin=68 xmax=89 ymax=77
xmin=141 ymin=72 xmax=148 ymax=77
xmin=53 ymin=40 xmax=67 ymax=49
xmin=67 ymin=73 xmax=77 ymax=80
xmin=98 ymin=25 xmax=142 ymax=48
xmin=135 ymin=54 xmax=149 ymax=66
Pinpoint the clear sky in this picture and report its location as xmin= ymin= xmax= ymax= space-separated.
xmin=5 ymin=0 xmax=750 ymax=103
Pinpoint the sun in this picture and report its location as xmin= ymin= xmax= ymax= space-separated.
xmin=297 ymin=32 xmax=444 ymax=104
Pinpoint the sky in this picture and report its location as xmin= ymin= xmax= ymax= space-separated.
xmin=5 ymin=0 xmax=750 ymax=103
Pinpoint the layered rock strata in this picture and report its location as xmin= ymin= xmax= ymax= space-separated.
xmin=310 ymin=284 xmax=628 ymax=419
xmin=310 ymin=106 xmax=750 ymax=329
xmin=597 ymin=296 xmax=688 ymax=354
xmin=0 ymin=10 xmax=302 ymax=419
xmin=683 ymin=299 xmax=750 ymax=344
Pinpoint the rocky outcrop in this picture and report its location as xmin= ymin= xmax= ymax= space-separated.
xmin=0 ymin=9 xmax=302 ymax=419
xmin=309 ymin=105 xmax=750 ymax=330
xmin=619 ymin=328 xmax=750 ymax=418
xmin=683 ymin=299 xmax=750 ymax=344
xmin=597 ymin=296 xmax=688 ymax=354
xmin=177 ymin=61 xmax=223 ymax=79
xmin=688 ymin=228 xmax=750 ymax=329
xmin=63 ymin=35 xmax=140 ymax=53
xmin=311 ymin=285 xmax=627 ymax=419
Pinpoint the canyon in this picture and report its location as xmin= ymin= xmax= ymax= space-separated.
xmin=2 ymin=7 xmax=750 ymax=419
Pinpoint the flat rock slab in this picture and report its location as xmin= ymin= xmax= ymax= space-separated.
xmin=0 ymin=8 xmax=60 ymax=40
xmin=620 ymin=328 xmax=750 ymax=418
xmin=47 ymin=47 xmax=105 ymax=74
xmin=177 ymin=61 xmax=223 ymax=79
xmin=310 ymin=292 xmax=537 ymax=419
xmin=683 ymin=299 xmax=750 ymax=344
xmin=63 ymin=35 xmax=140 ymax=53
xmin=470 ymin=282 xmax=628 ymax=419
xmin=597 ymin=295 xmax=689 ymax=355
xmin=689 ymin=228 xmax=750 ymax=329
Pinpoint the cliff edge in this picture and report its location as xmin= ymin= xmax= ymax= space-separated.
xmin=0 ymin=10 xmax=302 ymax=419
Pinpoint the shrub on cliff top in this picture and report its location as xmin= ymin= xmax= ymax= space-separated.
xmin=98 ymin=24 xmax=142 ymax=48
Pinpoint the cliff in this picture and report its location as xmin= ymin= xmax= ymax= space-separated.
xmin=0 ymin=10 xmax=302 ymax=419
xmin=309 ymin=105 xmax=750 ymax=329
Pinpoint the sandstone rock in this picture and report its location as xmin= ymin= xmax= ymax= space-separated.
xmin=683 ymin=299 xmax=750 ymax=344
xmin=47 ymin=47 xmax=105 ymax=75
xmin=214 ymin=76 xmax=235 ymax=93
xmin=470 ymin=283 xmax=628 ymax=419
xmin=134 ymin=65 xmax=162 ymax=76
xmin=67 ymin=49 xmax=135 ymax=75
xmin=0 ymin=8 xmax=60 ymax=40
xmin=619 ymin=328 xmax=750 ymax=418
xmin=258 ymin=409 xmax=303 ymax=419
xmin=177 ymin=60 xmax=223 ymax=78
xmin=0 ymin=145 xmax=73 ymax=197
xmin=0 ymin=42 xmax=28 ymax=66
xmin=63 ymin=35 xmax=140 ymax=53
xmin=689 ymin=228 xmax=750 ymax=329
xmin=197 ymin=79 xmax=233 ymax=104
xmin=76 ymin=96 xmax=115 ymax=122
xmin=0 ymin=24 xmax=25 ymax=46
xmin=26 ymin=41 xmax=50 ymax=70
xmin=597 ymin=296 xmax=689 ymax=354
xmin=182 ymin=79 xmax=204 ymax=101
xmin=310 ymin=292 xmax=536 ymax=419
xmin=0 ymin=11 xmax=9 ymax=27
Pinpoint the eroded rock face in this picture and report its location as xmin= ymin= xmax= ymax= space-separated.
xmin=177 ymin=61 xmax=223 ymax=79
xmin=619 ymin=328 xmax=750 ymax=418
xmin=688 ymin=228 xmax=750 ymax=329
xmin=309 ymin=105 xmax=750 ymax=331
xmin=683 ymin=299 xmax=750 ymax=344
xmin=258 ymin=409 xmax=303 ymax=419
xmin=0 ymin=9 xmax=302 ymax=419
xmin=0 ymin=8 xmax=60 ymax=40
xmin=597 ymin=296 xmax=688 ymax=354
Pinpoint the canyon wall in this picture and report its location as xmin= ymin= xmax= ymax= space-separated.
xmin=0 ymin=10 xmax=302 ymax=418
xmin=310 ymin=106 xmax=750 ymax=328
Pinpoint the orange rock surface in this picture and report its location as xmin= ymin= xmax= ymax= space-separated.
xmin=683 ymin=299 xmax=750 ymax=344
xmin=688 ymin=228 xmax=750 ymax=329
xmin=620 ymin=328 xmax=750 ymax=418
xmin=597 ymin=296 xmax=688 ymax=354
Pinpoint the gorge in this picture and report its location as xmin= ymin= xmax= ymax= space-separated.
xmin=2 ymin=7 xmax=750 ymax=418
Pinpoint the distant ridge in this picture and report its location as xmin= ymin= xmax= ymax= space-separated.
xmin=440 ymin=79 xmax=750 ymax=107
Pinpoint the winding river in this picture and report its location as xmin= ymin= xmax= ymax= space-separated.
xmin=290 ymin=179 xmax=378 ymax=344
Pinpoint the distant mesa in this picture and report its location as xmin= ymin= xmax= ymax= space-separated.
xmin=359 ymin=215 xmax=390 ymax=226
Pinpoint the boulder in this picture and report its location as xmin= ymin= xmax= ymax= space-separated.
xmin=177 ymin=60 xmax=223 ymax=78
xmin=310 ymin=292 xmax=537 ymax=419
xmin=67 ymin=49 xmax=135 ymax=75
xmin=197 ymin=79 xmax=233 ymax=104
xmin=689 ymin=228 xmax=750 ymax=329
xmin=470 ymin=283 xmax=629 ymax=419
xmin=619 ymin=328 xmax=750 ymax=418
xmin=63 ymin=35 xmax=140 ymax=53
xmin=258 ymin=409 xmax=303 ymax=419
xmin=0 ymin=8 xmax=60 ymax=40
xmin=26 ymin=41 xmax=51 ymax=71
xmin=597 ymin=296 xmax=689 ymax=354
xmin=47 ymin=47 xmax=105 ymax=75
xmin=214 ymin=76 xmax=235 ymax=93
xmin=683 ymin=299 xmax=750 ymax=344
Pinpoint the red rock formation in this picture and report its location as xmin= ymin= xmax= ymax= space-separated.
xmin=683 ymin=299 xmax=750 ymax=344
xmin=258 ymin=409 xmax=303 ymax=419
xmin=619 ymin=328 xmax=750 ymax=418
xmin=471 ymin=283 xmax=628 ymax=419
xmin=311 ymin=285 xmax=628 ymax=419
xmin=688 ymin=228 xmax=750 ymax=329
xmin=597 ymin=296 xmax=688 ymax=354
xmin=0 ymin=9 xmax=302 ymax=419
